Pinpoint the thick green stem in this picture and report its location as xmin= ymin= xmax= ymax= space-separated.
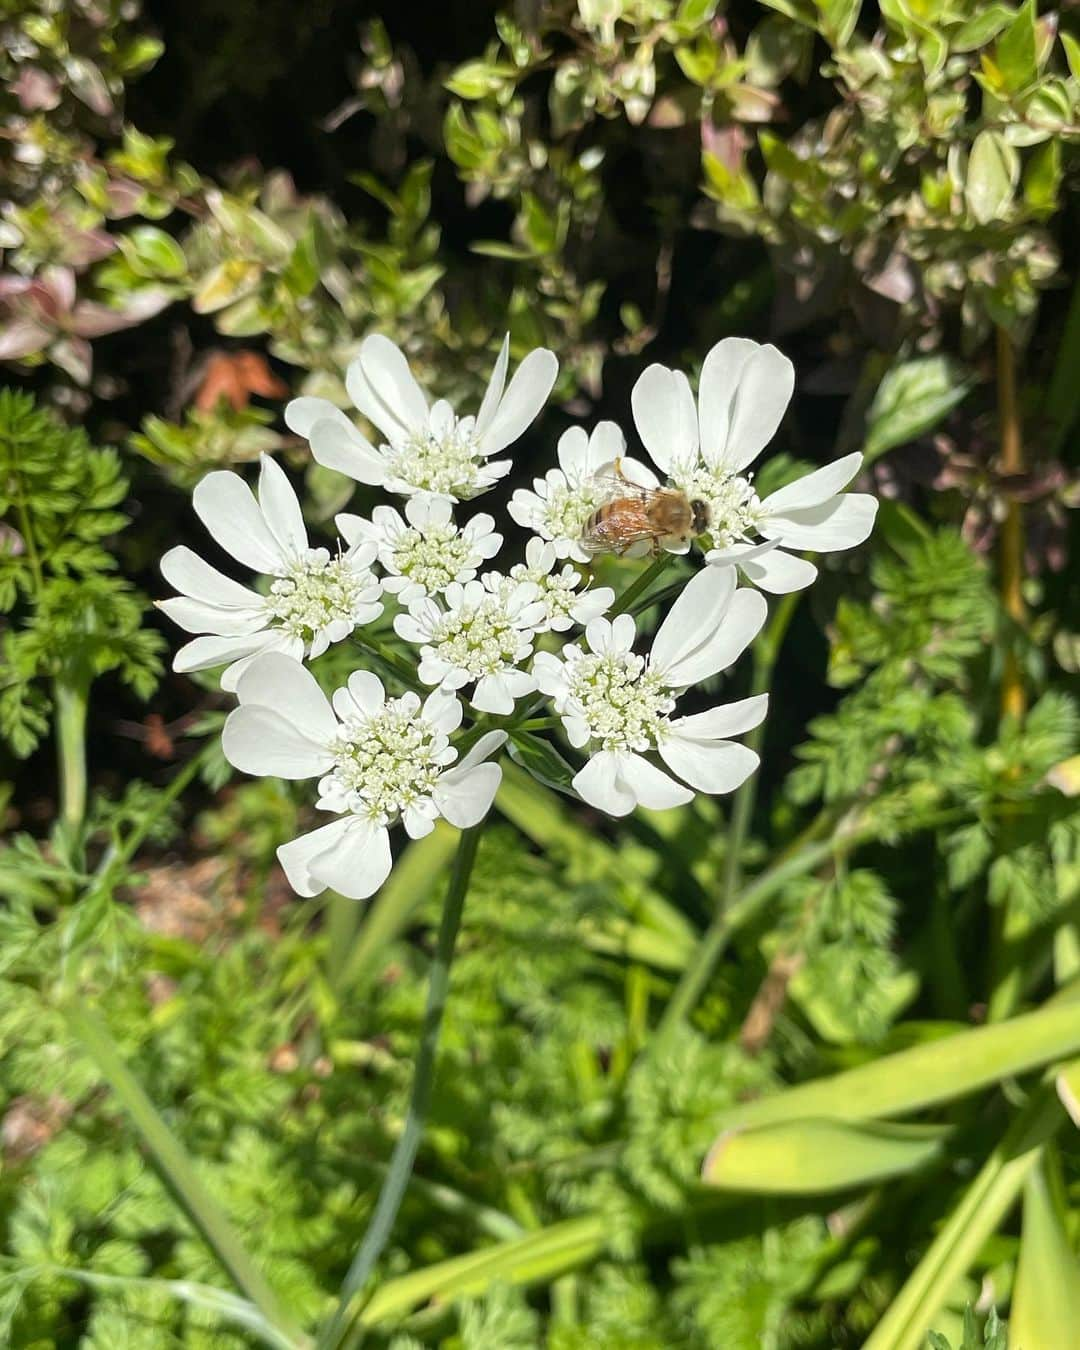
xmin=54 ymin=676 xmax=89 ymax=833
xmin=609 ymin=552 xmax=674 ymax=617
xmin=318 ymin=824 xmax=484 ymax=1350
xmin=718 ymin=592 xmax=800 ymax=910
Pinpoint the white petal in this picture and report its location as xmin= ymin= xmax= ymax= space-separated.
xmin=308 ymin=816 xmax=393 ymax=900
xmin=277 ymin=817 xmax=357 ymax=898
xmin=759 ymin=452 xmax=863 ymax=514
xmin=699 ymin=339 xmax=794 ymax=472
xmin=671 ymin=693 xmax=768 ymax=740
xmin=160 ymin=545 xmax=262 ymax=608
xmin=257 ymin=454 xmax=307 ymax=561
xmin=403 ymin=804 xmax=436 ymax=839
xmin=422 ymin=688 xmax=463 ymax=735
xmin=533 ymin=651 xmax=568 ymax=697
xmin=740 ymin=548 xmax=818 ymax=594
xmin=471 ymin=672 xmax=523 ymax=715
xmin=353 ymin=334 xmax=429 ymax=442
xmin=434 ymin=761 xmax=502 ymax=827
xmin=476 ymin=348 xmax=558 ymax=454
xmin=235 ymin=651 xmax=339 ymax=742
xmin=335 ymin=513 xmax=378 ymax=548
xmin=223 ymin=705 xmax=335 ymax=778
xmin=332 ymin=670 xmax=386 ymax=720
xmin=310 ymin=418 xmax=388 ymax=486
xmin=586 ymin=421 xmax=626 ymax=475
xmin=631 ymin=364 xmax=695 ymax=475
xmin=220 ymin=633 xmax=303 ymax=692
xmin=619 ymin=752 xmax=694 ymax=810
xmin=157 ymin=596 xmax=265 ymax=636
xmin=573 ymin=750 xmax=637 ymax=817
xmin=762 ymin=493 xmax=878 ymax=552
xmin=650 ymin=565 xmax=736 ymax=676
xmin=284 ymin=396 xmax=341 ymax=438
xmin=173 ymin=630 xmax=277 ymax=676
xmin=193 ymin=471 xmax=285 ymax=574
xmin=557 ymin=426 xmax=589 ymax=479
xmin=659 ymin=736 xmax=759 ymax=794
xmin=657 ymin=587 xmax=767 ymax=687
xmin=474 ymin=334 xmax=510 ymax=440
xmin=456 ymin=729 xmax=507 ymax=771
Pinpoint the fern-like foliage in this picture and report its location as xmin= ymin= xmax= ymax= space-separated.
xmin=0 ymin=390 xmax=164 ymax=756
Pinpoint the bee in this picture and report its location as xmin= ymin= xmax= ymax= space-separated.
xmin=581 ymin=459 xmax=711 ymax=557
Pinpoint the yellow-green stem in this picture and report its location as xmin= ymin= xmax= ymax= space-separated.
xmin=54 ymin=677 xmax=88 ymax=833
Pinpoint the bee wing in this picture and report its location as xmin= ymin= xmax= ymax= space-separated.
xmin=589 ymin=473 xmax=661 ymax=505
xmin=580 ymin=498 xmax=658 ymax=555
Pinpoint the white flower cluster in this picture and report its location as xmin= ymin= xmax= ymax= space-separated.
xmin=160 ymin=332 xmax=877 ymax=900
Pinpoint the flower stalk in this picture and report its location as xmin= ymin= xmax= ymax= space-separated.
xmin=54 ymin=673 xmax=88 ymax=833
xmin=997 ymin=324 xmax=1026 ymax=722
xmin=318 ymin=823 xmax=484 ymax=1350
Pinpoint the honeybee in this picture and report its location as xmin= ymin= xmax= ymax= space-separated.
xmin=581 ymin=459 xmax=711 ymax=557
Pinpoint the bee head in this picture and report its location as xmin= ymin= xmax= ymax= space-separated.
xmin=690 ymin=499 xmax=711 ymax=535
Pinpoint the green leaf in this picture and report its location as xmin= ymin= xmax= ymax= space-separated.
xmin=814 ymin=0 xmax=861 ymax=48
xmin=507 ymin=731 xmax=578 ymax=797
xmin=952 ymin=5 xmax=1015 ymax=53
xmin=1023 ymin=137 xmax=1061 ymax=213
xmin=1062 ymin=30 xmax=1080 ymax=82
xmin=995 ymin=0 xmax=1037 ymax=92
xmin=710 ymin=1001 xmax=1080 ymax=1132
xmin=119 ymin=225 xmax=187 ymax=280
xmin=702 ymin=1118 xmax=948 ymax=1193
xmin=965 ymin=130 xmax=1019 ymax=225
xmin=1012 ymin=1156 xmax=1080 ymax=1347
xmin=863 ymin=356 xmax=974 ymax=464
xmin=445 ymin=60 xmax=516 ymax=100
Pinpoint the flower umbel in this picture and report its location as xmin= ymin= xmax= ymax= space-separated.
xmin=395 ymin=577 xmax=547 ymax=714
xmin=630 ymin=338 xmax=878 ymax=590
xmin=222 ymin=653 xmax=505 ymax=898
xmin=337 ymin=494 xmax=501 ymax=604
xmin=286 ymin=333 xmax=558 ymax=502
xmin=159 ymin=453 xmax=382 ymax=690
xmin=534 ymin=567 xmax=768 ymax=815
xmin=499 ymin=538 xmax=614 ymax=633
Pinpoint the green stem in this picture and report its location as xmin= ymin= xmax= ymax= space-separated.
xmin=608 ymin=552 xmax=675 ymax=617
xmin=63 ymin=1000 xmax=303 ymax=1346
xmin=54 ymin=676 xmax=89 ymax=833
xmin=659 ymin=805 xmax=973 ymax=1036
xmin=718 ymin=592 xmax=800 ymax=909
xmin=318 ymin=824 xmax=484 ymax=1350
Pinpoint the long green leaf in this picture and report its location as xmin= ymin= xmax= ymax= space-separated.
xmin=702 ymin=1118 xmax=949 ymax=1194
xmin=13 ymin=1265 xmax=303 ymax=1350
xmin=864 ymin=1085 xmax=1067 ymax=1350
xmin=711 ymin=1001 xmax=1080 ymax=1131
xmin=358 ymin=1214 xmax=609 ymax=1326
xmin=1011 ymin=1153 xmax=1080 ymax=1347
xmin=63 ymin=1000 xmax=302 ymax=1346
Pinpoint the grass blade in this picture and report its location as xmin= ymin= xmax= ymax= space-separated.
xmin=63 ymin=999 xmax=302 ymax=1346
xmin=1011 ymin=1152 xmax=1080 ymax=1347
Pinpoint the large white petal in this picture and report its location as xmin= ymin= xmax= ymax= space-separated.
xmin=573 ymin=750 xmax=637 ymax=817
xmin=234 ymin=651 xmax=338 ymax=743
xmin=309 ymin=418 xmax=388 ymax=486
xmin=659 ymin=735 xmax=759 ymax=794
xmin=740 ymin=547 xmax=818 ymax=594
xmin=619 ymin=752 xmax=694 ymax=810
xmin=277 ymin=817 xmax=357 ymax=897
xmin=586 ymin=421 xmax=625 ymax=475
xmin=759 ymin=452 xmax=863 ymax=514
xmin=173 ymin=630 xmax=277 ymax=675
xmin=157 ymin=596 xmax=265 ymax=636
xmin=284 ymin=396 xmax=341 ymax=439
xmin=762 ymin=493 xmax=878 ymax=552
xmin=354 ymin=334 xmax=429 ymax=439
xmin=220 ymin=632 xmax=302 ymax=692
xmin=657 ymin=587 xmax=767 ymax=687
xmin=699 ymin=339 xmax=794 ymax=472
xmin=456 ymin=728 xmax=507 ymax=770
xmin=672 ymin=693 xmax=768 ymax=740
xmin=223 ymin=705 xmax=335 ymax=778
xmin=257 ymin=454 xmax=307 ymax=561
xmin=474 ymin=333 xmax=510 ymax=440
xmin=476 ymin=348 xmax=558 ymax=454
xmin=160 ymin=546 xmax=263 ymax=608
xmin=332 ymin=670 xmax=386 ymax=721
xmin=631 ymin=364 xmax=696 ymax=475
xmin=556 ymin=426 xmax=589 ymax=480
xmin=650 ymin=566 xmax=736 ymax=677
xmin=193 ymin=471 xmax=285 ymax=574
xmin=434 ymin=761 xmax=502 ymax=827
xmin=308 ymin=816 xmax=393 ymax=900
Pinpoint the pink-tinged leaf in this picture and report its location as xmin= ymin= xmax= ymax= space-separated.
xmin=41 ymin=266 xmax=76 ymax=313
xmin=71 ymin=288 xmax=172 ymax=337
xmin=0 ymin=318 xmax=51 ymax=360
xmin=49 ymin=336 xmax=93 ymax=385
